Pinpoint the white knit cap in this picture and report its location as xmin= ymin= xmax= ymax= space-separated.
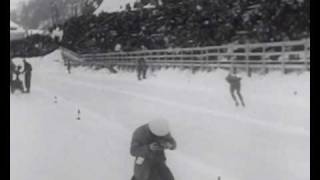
xmin=148 ymin=118 xmax=170 ymax=137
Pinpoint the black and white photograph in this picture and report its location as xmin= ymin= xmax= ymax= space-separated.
xmin=10 ymin=0 xmax=310 ymax=180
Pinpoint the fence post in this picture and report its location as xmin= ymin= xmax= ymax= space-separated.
xmin=281 ymin=42 xmax=287 ymax=74
xmin=229 ymin=44 xmax=235 ymax=73
xmin=182 ymin=50 xmax=187 ymax=70
xmin=246 ymin=44 xmax=252 ymax=77
xmin=203 ymin=49 xmax=208 ymax=71
xmin=217 ymin=48 xmax=221 ymax=70
xmin=263 ymin=46 xmax=269 ymax=74
xmin=305 ymin=39 xmax=309 ymax=71
xmin=127 ymin=52 xmax=131 ymax=70
xmin=177 ymin=49 xmax=181 ymax=69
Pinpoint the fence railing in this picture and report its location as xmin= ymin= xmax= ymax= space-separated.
xmin=61 ymin=39 xmax=310 ymax=75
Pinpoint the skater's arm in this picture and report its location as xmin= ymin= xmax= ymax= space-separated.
xmin=130 ymin=131 xmax=151 ymax=158
xmin=161 ymin=134 xmax=177 ymax=150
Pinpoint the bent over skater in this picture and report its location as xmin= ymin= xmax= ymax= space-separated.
xmin=11 ymin=65 xmax=24 ymax=94
xmin=130 ymin=119 xmax=176 ymax=180
xmin=226 ymin=71 xmax=245 ymax=107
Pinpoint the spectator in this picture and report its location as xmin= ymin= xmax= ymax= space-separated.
xmin=137 ymin=57 xmax=148 ymax=81
xmin=23 ymin=59 xmax=32 ymax=93
xmin=115 ymin=43 xmax=122 ymax=52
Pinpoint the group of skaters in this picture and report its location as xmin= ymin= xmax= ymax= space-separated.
xmin=130 ymin=75 xmax=244 ymax=180
xmin=136 ymin=57 xmax=245 ymax=107
xmin=10 ymin=58 xmax=32 ymax=94
xmin=10 ymin=59 xmax=243 ymax=180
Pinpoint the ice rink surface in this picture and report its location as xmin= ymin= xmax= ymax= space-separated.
xmin=11 ymin=50 xmax=310 ymax=180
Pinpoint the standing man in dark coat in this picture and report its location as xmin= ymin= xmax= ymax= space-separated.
xmin=67 ymin=59 xmax=71 ymax=74
xmin=137 ymin=58 xmax=148 ymax=80
xmin=130 ymin=119 xmax=177 ymax=180
xmin=226 ymin=71 xmax=245 ymax=107
xmin=23 ymin=59 xmax=32 ymax=93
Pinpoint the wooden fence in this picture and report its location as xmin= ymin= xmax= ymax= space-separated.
xmin=61 ymin=39 xmax=310 ymax=76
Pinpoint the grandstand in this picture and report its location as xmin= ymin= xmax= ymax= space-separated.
xmin=61 ymin=0 xmax=309 ymax=54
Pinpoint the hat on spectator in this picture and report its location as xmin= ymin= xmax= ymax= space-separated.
xmin=148 ymin=118 xmax=170 ymax=136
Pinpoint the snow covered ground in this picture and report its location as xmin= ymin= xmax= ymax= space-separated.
xmin=11 ymin=50 xmax=310 ymax=180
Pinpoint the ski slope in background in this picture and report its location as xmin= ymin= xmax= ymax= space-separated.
xmin=10 ymin=50 xmax=310 ymax=180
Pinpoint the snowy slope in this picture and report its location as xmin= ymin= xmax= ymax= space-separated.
xmin=94 ymin=0 xmax=136 ymax=14
xmin=10 ymin=20 xmax=26 ymax=41
xmin=11 ymin=50 xmax=310 ymax=180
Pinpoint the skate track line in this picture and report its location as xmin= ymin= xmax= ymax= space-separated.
xmin=40 ymin=74 xmax=309 ymax=137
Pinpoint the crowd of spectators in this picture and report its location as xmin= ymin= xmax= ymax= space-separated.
xmin=11 ymin=34 xmax=59 ymax=58
xmin=61 ymin=0 xmax=309 ymax=53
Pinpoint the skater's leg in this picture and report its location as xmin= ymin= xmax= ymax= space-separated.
xmin=18 ymin=80 xmax=24 ymax=93
xmin=29 ymin=74 xmax=31 ymax=92
xmin=137 ymin=69 xmax=139 ymax=80
xmin=236 ymin=88 xmax=245 ymax=106
xmin=12 ymin=82 xmax=16 ymax=94
xmin=136 ymin=68 xmax=139 ymax=80
xmin=230 ymin=87 xmax=239 ymax=106
xmin=10 ymin=79 xmax=13 ymax=93
xmin=25 ymin=74 xmax=31 ymax=93
xmin=158 ymin=163 xmax=174 ymax=180
xmin=143 ymin=68 xmax=147 ymax=79
xmin=27 ymin=80 xmax=31 ymax=92
xmin=137 ymin=69 xmax=142 ymax=80
xmin=10 ymin=74 xmax=13 ymax=86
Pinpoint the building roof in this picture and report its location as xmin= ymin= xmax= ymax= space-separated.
xmin=10 ymin=20 xmax=26 ymax=41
